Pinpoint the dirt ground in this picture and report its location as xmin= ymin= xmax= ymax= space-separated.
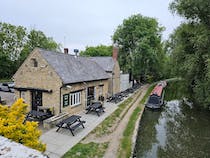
xmin=81 ymin=85 xmax=149 ymax=158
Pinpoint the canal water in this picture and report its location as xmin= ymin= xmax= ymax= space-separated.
xmin=134 ymin=81 xmax=210 ymax=158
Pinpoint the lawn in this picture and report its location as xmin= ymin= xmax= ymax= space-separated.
xmin=62 ymin=142 xmax=108 ymax=158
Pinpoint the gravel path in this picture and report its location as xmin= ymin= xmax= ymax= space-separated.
xmin=103 ymin=85 xmax=149 ymax=158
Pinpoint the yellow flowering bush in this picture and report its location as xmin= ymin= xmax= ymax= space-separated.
xmin=0 ymin=99 xmax=46 ymax=152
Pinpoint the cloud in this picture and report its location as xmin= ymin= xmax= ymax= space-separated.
xmin=0 ymin=0 xmax=183 ymax=50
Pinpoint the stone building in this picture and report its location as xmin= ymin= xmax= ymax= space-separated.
xmin=13 ymin=47 xmax=120 ymax=115
xmin=13 ymin=48 xmax=109 ymax=115
xmin=89 ymin=47 xmax=120 ymax=96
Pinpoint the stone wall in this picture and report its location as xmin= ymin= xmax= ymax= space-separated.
xmin=60 ymin=80 xmax=108 ymax=114
xmin=112 ymin=61 xmax=120 ymax=94
xmin=107 ymin=62 xmax=121 ymax=96
xmin=14 ymin=49 xmax=62 ymax=114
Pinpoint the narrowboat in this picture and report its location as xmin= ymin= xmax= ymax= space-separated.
xmin=146 ymin=81 xmax=167 ymax=110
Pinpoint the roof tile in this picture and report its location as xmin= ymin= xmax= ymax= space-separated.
xmin=39 ymin=49 xmax=109 ymax=84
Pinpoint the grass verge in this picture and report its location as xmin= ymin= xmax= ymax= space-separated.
xmin=62 ymin=142 xmax=108 ymax=158
xmin=140 ymin=84 xmax=155 ymax=104
xmin=62 ymin=89 xmax=141 ymax=158
xmin=118 ymin=106 xmax=141 ymax=158
xmin=91 ymin=97 xmax=133 ymax=136
xmin=118 ymin=84 xmax=155 ymax=158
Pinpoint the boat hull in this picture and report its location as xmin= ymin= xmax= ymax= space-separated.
xmin=145 ymin=101 xmax=163 ymax=110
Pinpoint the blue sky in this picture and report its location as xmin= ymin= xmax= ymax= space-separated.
xmin=0 ymin=0 xmax=183 ymax=52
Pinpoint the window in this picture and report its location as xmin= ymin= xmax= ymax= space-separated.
xmin=70 ymin=91 xmax=81 ymax=106
xmin=31 ymin=58 xmax=38 ymax=67
xmin=63 ymin=91 xmax=81 ymax=108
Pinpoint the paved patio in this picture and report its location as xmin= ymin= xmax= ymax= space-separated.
xmin=40 ymin=100 xmax=125 ymax=158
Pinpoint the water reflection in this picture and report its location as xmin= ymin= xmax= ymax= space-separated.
xmin=158 ymin=101 xmax=210 ymax=158
xmin=135 ymin=100 xmax=210 ymax=158
xmin=134 ymin=109 xmax=162 ymax=157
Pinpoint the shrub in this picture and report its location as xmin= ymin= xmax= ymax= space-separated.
xmin=0 ymin=99 xmax=46 ymax=152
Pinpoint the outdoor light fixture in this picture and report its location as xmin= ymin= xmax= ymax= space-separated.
xmin=66 ymin=85 xmax=72 ymax=89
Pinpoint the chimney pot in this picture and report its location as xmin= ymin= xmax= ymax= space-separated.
xmin=64 ymin=48 xmax=69 ymax=54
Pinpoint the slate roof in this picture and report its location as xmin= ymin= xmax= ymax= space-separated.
xmin=88 ymin=57 xmax=115 ymax=72
xmin=39 ymin=49 xmax=109 ymax=84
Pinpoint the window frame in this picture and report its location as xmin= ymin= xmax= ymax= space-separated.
xmin=70 ymin=91 xmax=81 ymax=107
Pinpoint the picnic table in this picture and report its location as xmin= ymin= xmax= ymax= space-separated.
xmin=86 ymin=101 xmax=105 ymax=116
xmin=25 ymin=110 xmax=50 ymax=122
xmin=56 ymin=115 xmax=86 ymax=136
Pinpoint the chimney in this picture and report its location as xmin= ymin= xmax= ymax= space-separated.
xmin=112 ymin=44 xmax=119 ymax=61
xmin=64 ymin=48 xmax=69 ymax=54
xmin=74 ymin=49 xmax=79 ymax=57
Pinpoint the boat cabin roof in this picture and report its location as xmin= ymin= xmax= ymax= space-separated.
xmin=150 ymin=84 xmax=163 ymax=97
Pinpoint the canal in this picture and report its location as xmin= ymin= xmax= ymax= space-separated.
xmin=134 ymin=81 xmax=210 ymax=158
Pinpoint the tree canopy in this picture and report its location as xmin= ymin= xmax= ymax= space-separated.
xmin=0 ymin=22 xmax=60 ymax=79
xmin=80 ymin=45 xmax=112 ymax=57
xmin=170 ymin=0 xmax=210 ymax=26
xmin=112 ymin=14 xmax=165 ymax=82
xmin=168 ymin=0 xmax=210 ymax=107
xmin=0 ymin=99 xmax=46 ymax=152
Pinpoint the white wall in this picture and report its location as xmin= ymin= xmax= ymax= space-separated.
xmin=120 ymin=74 xmax=132 ymax=91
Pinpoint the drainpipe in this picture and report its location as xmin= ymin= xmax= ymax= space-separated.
xmin=59 ymin=85 xmax=64 ymax=114
xmin=112 ymin=72 xmax=114 ymax=95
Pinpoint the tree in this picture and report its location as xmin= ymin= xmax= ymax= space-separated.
xmin=170 ymin=0 xmax=210 ymax=26
xmin=0 ymin=22 xmax=61 ymax=79
xmin=0 ymin=22 xmax=27 ymax=60
xmin=0 ymin=54 xmax=15 ymax=79
xmin=0 ymin=99 xmax=46 ymax=152
xmin=168 ymin=0 xmax=210 ymax=107
xmin=112 ymin=14 xmax=165 ymax=82
xmin=19 ymin=29 xmax=60 ymax=66
xmin=80 ymin=45 xmax=112 ymax=57
xmin=0 ymin=22 xmax=27 ymax=78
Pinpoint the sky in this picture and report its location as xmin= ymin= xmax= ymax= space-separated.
xmin=0 ymin=0 xmax=183 ymax=52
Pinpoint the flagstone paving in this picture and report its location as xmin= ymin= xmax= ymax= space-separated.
xmin=41 ymin=101 xmax=123 ymax=158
